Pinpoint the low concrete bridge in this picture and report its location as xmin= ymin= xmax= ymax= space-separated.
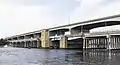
xmin=5 ymin=14 xmax=120 ymax=49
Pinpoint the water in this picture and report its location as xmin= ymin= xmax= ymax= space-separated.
xmin=0 ymin=48 xmax=120 ymax=65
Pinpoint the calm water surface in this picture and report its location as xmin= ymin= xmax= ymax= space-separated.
xmin=0 ymin=47 xmax=120 ymax=65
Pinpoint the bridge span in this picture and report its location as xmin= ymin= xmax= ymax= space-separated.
xmin=5 ymin=14 xmax=120 ymax=49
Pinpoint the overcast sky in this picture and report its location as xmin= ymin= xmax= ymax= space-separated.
xmin=0 ymin=0 xmax=120 ymax=38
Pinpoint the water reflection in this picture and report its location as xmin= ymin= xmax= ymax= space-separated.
xmin=0 ymin=48 xmax=120 ymax=65
xmin=83 ymin=49 xmax=120 ymax=65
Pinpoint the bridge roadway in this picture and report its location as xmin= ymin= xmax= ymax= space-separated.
xmin=5 ymin=14 xmax=120 ymax=49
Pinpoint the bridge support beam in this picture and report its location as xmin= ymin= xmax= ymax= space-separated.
xmin=41 ymin=29 xmax=50 ymax=48
xmin=37 ymin=40 xmax=41 ymax=48
xmin=83 ymin=38 xmax=89 ymax=49
xmin=24 ymin=42 xmax=27 ymax=48
xmin=60 ymin=36 xmax=68 ymax=49
xmin=49 ymin=39 xmax=53 ymax=48
xmin=107 ymin=35 xmax=112 ymax=49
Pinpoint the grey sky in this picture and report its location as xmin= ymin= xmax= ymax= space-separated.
xmin=0 ymin=0 xmax=120 ymax=38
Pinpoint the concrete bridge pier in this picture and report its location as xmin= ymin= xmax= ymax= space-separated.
xmin=24 ymin=41 xmax=27 ymax=48
xmin=41 ymin=29 xmax=50 ymax=48
xmin=30 ymin=41 xmax=33 ymax=48
xmin=60 ymin=36 xmax=68 ymax=49
xmin=32 ymin=41 xmax=36 ymax=48
xmin=22 ymin=42 xmax=25 ymax=48
xmin=36 ymin=40 xmax=41 ymax=48
xmin=31 ymin=41 xmax=37 ymax=48
xmin=49 ymin=38 xmax=53 ymax=48
xmin=26 ymin=41 xmax=29 ymax=48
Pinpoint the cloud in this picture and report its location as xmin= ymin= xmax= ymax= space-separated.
xmin=0 ymin=0 xmax=79 ymax=38
xmin=71 ymin=0 xmax=120 ymax=23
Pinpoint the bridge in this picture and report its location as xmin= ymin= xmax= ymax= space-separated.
xmin=5 ymin=14 xmax=120 ymax=49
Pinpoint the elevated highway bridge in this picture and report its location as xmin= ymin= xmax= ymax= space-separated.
xmin=5 ymin=14 xmax=120 ymax=49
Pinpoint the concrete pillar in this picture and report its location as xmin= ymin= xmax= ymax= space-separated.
xmin=93 ymin=39 xmax=95 ymax=48
xmin=115 ymin=37 xmax=117 ymax=49
xmin=32 ymin=41 xmax=37 ymax=48
xmin=15 ymin=43 xmax=17 ymax=47
xmin=87 ymin=38 xmax=89 ymax=48
xmin=19 ymin=42 xmax=20 ymax=47
xmin=116 ymin=37 xmax=118 ymax=49
xmin=35 ymin=41 xmax=37 ymax=48
xmin=41 ymin=29 xmax=50 ymax=48
xmin=60 ymin=36 xmax=68 ymax=49
xmin=95 ymin=39 xmax=97 ymax=48
xmin=93 ymin=39 xmax=94 ymax=48
xmin=91 ymin=39 xmax=93 ymax=48
xmin=118 ymin=37 xmax=120 ymax=49
xmin=15 ymin=42 xmax=16 ymax=47
xmin=96 ymin=38 xmax=99 ymax=48
xmin=49 ymin=38 xmax=53 ymax=47
xmin=10 ymin=42 xmax=13 ymax=47
xmin=92 ymin=39 xmax=95 ymax=48
xmin=117 ymin=37 xmax=119 ymax=49
xmin=83 ymin=37 xmax=86 ymax=49
xmin=31 ymin=41 xmax=33 ymax=48
xmin=106 ymin=35 xmax=111 ymax=49
xmin=37 ymin=40 xmax=41 ymax=48
xmin=104 ymin=38 xmax=106 ymax=48
xmin=97 ymin=38 xmax=99 ymax=48
xmin=16 ymin=42 xmax=18 ymax=47
xmin=19 ymin=42 xmax=22 ymax=48
xmin=84 ymin=38 xmax=89 ymax=49
xmin=116 ymin=37 xmax=119 ymax=49
xmin=20 ymin=42 xmax=21 ymax=48
xmin=103 ymin=38 xmax=104 ymax=48
xmin=32 ymin=41 xmax=34 ymax=48
xmin=14 ymin=42 xmax=17 ymax=47
xmin=90 ymin=39 xmax=92 ymax=48
xmin=30 ymin=41 xmax=32 ymax=47
xmin=114 ymin=37 xmax=116 ymax=49
xmin=26 ymin=42 xmax=28 ymax=48
xmin=23 ymin=42 xmax=25 ymax=48
xmin=95 ymin=39 xmax=96 ymax=48
xmin=24 ymin=42 xmax=26 ymax=48
xmin=21 ymin=42 xmax=23 ymax=48
xmin=13 ymin=42 xmax=14 ymax=47
xmin=13 ymin=42 xmax=15 ymax=47
xmin=110 ymin=37 xmax=113 ymax=49
xmin=18 ymin=42 xmax=20 ymax=47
